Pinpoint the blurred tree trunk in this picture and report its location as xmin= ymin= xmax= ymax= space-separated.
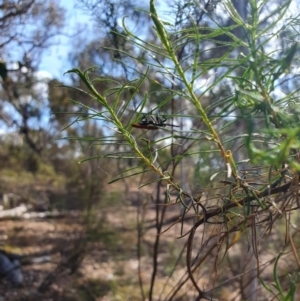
xmin=229 ymin=1 xmax=258 ymax=300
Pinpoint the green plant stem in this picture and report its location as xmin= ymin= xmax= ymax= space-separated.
xmin=150 ymin=0 xmax=237 ymax=180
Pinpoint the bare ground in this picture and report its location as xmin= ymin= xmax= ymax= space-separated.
xmin=0 ymin=194 xmax=298 ymax=301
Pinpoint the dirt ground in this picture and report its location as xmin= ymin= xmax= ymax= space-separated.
xmin=0 ymin=196 xmax=298 ymax=301
xmin=0 ymin=200 xmax=197 ymax=301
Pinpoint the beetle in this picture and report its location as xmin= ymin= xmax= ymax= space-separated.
xmin=132 ymin=114 xmax=179 ymax=130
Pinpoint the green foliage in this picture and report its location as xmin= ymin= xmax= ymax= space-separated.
xmin=66 ymin=0 xmax=300 ymax=206
xmin=260 ymin=252 xmax=300 ymax=301
xmin=65 ymin=0 xmax=300 ymax=299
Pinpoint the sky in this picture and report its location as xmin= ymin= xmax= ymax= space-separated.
xmin=0 ymin=1 xmax=94 ymax=135
xmin=39 ymin=0 xmax=93 ymax=81
xmin=38 ymin=0 xmax=300 ymax=80
xmin=38 ymin=0 xmax=159 ymax=81
xmin=2 ymin=0 xmax=299 ymax=136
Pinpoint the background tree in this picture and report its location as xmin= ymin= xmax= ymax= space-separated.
xmin=0 ymin=0 xmax=65 ymax=154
